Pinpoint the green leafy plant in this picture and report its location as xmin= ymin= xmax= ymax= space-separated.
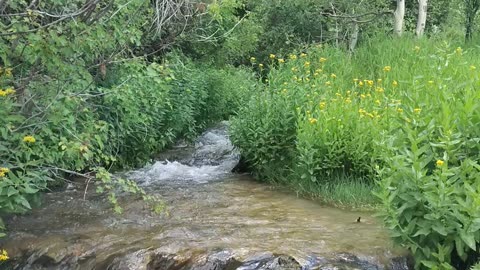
xmin=231 ymin=37 xmax=480 ymax=267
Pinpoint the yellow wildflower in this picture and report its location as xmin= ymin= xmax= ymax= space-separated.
xmin=319 ymin=57 xmax=327 ymax=63
xmin=436 ymin=160 xmax=445 ymax=167
xmin=383 ymin=66 xmax=391 ymax=72
xmin=392 ymin=80 xmax=398 ymax=87
xmin=345 ymin=98 xmax=352 ymax=104
xmin=470 ymin=65 xmax=476 ymax=70
xmin=313 ymin=72 xmax=319 ymax=77
xmin=360 ymin=94 xmax=366 ymax=99
xmin=0 ymin=90 xmax=6 ymax=97
xmin=289 ymin=54 xmax=297 ymax=60
xmin=0 ymin=168 xmax=9 ymax=178
xmin=319 ymin=102 xmax=326 ymax=109
xmin=358 ymin=81 xmax=364 ymax=87
xmin=456 ymin=47 xmax=463 ymax=55
xmin=330 ymin=73 xmax=337 ymax=79
xmin=250 ymin=57 xmax=256 ymax=63
xmin=375 ymin=87 xmax=384 ymax=93
xmin=283 ymin=82 xmax=288 ymax=86
xmin=414 ymin=108 xmax=422 ymax=114
xmin=353 ymin=78 xmax=359 ymax=83
xmin=428 ymin=80 xmax=434 ymax=85
xmin=5 ymin=68 xmax=12 ymax=77
xmin=377 ymin=79 xmax=382 ymax=83
xmin=366 ymin=80 xmax=374 ymax=87
xmin=0 ymin=249 xmax=8 ymax=261
xmin=300 ymin=53 xmax=307 ymax=58
xmin=278 ymin=58 xmax=285 ymax=64
xmin=325 ymin=81 xmax=331 ymax=86
xmin=414 ymin=46 xmax=421 ymax=52
xmin=375 ymin=99 xmax=381 ymax=105
xmin=5 ymin=87 xmax=15 ymax=95
xmin=23 ymin=135 xmax=36 ymax=143
xmin=281 ymin=89 xmax=287 ymax=95
xmin=309 ymin=118 xmax=317 ymax=124
xmin=397 ymin=108 xmax=404 ymax=113
xmin=304 ymin=61 xmax=310 ymax=67
xmin=269 ymin=54 xmax=276 ymax=59
xmin=291 ymin=67 xmax=298 ymax=72
xmin=258 ymin=64 xmax=264 ymax=68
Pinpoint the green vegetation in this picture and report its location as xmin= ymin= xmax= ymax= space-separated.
xmin=2 ymin=0 xmax=480 ymax=269
xmin=0 ymin=1 xmax=255 ymax=223
xmin=232 ymin=37 xmax=480 ymax=269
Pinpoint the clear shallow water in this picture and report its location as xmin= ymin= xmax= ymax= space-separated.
xmin=1 ymin=123 xmax=406 ymax=269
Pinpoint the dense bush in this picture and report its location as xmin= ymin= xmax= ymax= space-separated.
xmin=230 ymin=38 xmax=480 ymax=268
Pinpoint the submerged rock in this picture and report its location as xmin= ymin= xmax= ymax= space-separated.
xmin=6 ymin=248 xmax=411 ymax=270
xmin=237 ymin=253 xmax=301 ymax=270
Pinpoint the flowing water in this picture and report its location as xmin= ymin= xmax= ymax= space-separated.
xmin=1 ymin=122 xmax=409 ymax=270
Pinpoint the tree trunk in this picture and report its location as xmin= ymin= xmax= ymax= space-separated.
xmin=465 ymin=0 xmax=480 ymax=41
xmin=416 ymin=0 xmax=428 ymax=37
xmin=349 ymin=22 xmax=359 ymax=52
xmin=394 ymin=0 xmax=405 ymax=36
xmin=466 ymin=14 xmax=474 ymax=40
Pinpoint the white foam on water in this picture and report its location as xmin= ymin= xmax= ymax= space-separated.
xmin=128 ymin=122 xmax=240 ymax=185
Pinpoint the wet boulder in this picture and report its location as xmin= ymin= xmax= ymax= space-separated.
xmin=237 ymin=253 xmax=301 ymax=270
xmin=190 ymin=250 xmax=242 ymax=270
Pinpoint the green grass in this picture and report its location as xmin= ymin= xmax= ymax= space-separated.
xmin=285 ymin=174 xmax=378 ymax=210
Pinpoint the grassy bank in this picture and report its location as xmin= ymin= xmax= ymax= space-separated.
xmin=230 ymin=36 xmax=480 ymax=268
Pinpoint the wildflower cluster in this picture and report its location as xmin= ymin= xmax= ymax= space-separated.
xmin=0 ymin=88 xmax=15 ymax=97
xmin=0 ymin=168 xmax=9 ymax=178
xmin=22 ymin=135 xmax=36 ymax=144
xmin=0 ymin=249 xmax=8 ymax=261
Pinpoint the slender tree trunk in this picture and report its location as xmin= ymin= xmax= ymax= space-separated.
xmin=394 ymin=0 xmax=406 ymax=36
xmin=335 ymin=20 xmax=340 ymax=47
xmin=466 ymin=15 xmax=474 ymax=40
xmin=416 ymin=0 xmax=428 ymax=37
xmin=349 ymin=21 xmax=359 ymax=52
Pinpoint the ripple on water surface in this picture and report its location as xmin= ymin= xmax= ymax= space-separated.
xmin=1 ymin=122 xmax=406 ymax=269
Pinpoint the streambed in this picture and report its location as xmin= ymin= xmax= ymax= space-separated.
xmin=1 ymin=122 xmax=409 ymax=270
